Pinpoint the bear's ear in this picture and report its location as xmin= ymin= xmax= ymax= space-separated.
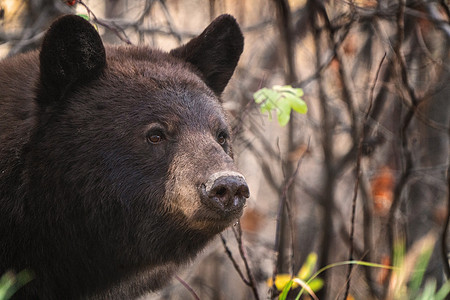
xmin=39 ymin=15 xmax=106 ymax=103
xmin=170 ymin=14 xmax=244 ymax=96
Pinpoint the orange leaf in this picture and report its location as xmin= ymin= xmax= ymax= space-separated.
xmin=377 ymin=255 xmax=391 ymax=285
xmin=371 ymin=167 xmax=394 ymax=216
xmin=240 ymin=208 xmax=264 ymax=233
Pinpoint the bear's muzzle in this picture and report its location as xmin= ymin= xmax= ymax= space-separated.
xmin=200 ymin=171 xmax=249 ymax=216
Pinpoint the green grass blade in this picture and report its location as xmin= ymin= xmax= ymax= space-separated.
xmin=278 ymin=280 xmax=294 ymax=300
xmin=435 ymin=280 xmax=450 ymax=300
xmin=295 ymin=260 xmax=396 ymax=299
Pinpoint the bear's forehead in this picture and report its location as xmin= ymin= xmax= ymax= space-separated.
xmin=107 ymin=46 xmax=200 ymax=79
xmin=73 ymin=46 xmax=225 ymax=129
xmin=104 ymin=46 xmax=212 ymax=98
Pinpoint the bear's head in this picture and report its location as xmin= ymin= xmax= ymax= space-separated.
xmin=24 ymin=14 xmax=247 ymax=294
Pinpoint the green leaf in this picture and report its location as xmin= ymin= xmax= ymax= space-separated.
xmin=254 ymin=88 xmax=278 ymax=104
xmin=77 ymin=14 xmax=90 ymax=21
xmin=253 ymin=89 xmax=266 ymax=104
xmin=285 ymin=93 xmax=308 ymax=114
xmin=308 ymin=278 xmax=324 ymax=292
xmin=409 ymin=240 xmax=434 ymax=294
xmin=393 ymin=238 xmax=406 ymax=269
xmin=298 ymin=252 xmax=318 ymax=280
xmin=416 ymin=279 xmax=436 ymax=300
xmin=0 ymin=270 xmax=33 ymax=300
xmin=0 ymin=272 xmax=14 ymax=300
xmin=294 ymin=88 xmax=304 ymax=97
xmin=266 ymin=274 xmax=297 ymax=291
xmin=253 ymin=85 xmax=307 ymax=126
xmin=255 ymin=88 xmax=278 ymax=116
xmin=76 ymin=14 xmax=98 ymax=31
xmin=276 ymin=99 xmax=292 ymax=126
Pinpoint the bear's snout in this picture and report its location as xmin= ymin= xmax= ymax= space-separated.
xmin=200 ymin=171 xmax=249 ymax=215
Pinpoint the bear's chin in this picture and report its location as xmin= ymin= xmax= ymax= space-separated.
xmin=188 ymin=209 xmax=243 ymax=233
xmin=167 ymin=192 xmax=245 ymax=233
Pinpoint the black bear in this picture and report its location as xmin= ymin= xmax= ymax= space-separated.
xmin=0 ymin=14 xmax=247 ymax=299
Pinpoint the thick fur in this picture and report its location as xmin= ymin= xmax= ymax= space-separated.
xmin=0 ymin=15 xmax=244 ymax=299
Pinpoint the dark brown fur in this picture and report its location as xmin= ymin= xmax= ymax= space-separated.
xmin=0 ymin=14 xmax=244 ymax=299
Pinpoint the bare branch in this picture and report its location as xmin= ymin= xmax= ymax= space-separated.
xmin=175 ymin=275 xmax=200 ymax=300
xmin=78 ymin=0 xmax=132 ymax=44
xmin=442 ymin=135 xmax=450 ymax=278
xmin=219 ymin=233 xmax=251 ymax=286
xmin=270 ymin=138 xmax=309 ymax=296
xmin=232 ymin=224 xmax=260 ymax=300
xmin=343 ymin=52 xmax=387 ymax=300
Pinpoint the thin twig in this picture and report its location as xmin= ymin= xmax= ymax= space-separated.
xmin=442 ymin=129 xmax=450 ymax=278
xmin=309 ymin=0 xmax=335 ymax=297
xmin=342 ymin=52 xmax=387 ymax=300
xmin=368 ymin=53 xmax=387 ymax=118
xmin=175 ymin=275 xmax=200 ymax=300
xmin=386 ymin=0 xmax=416 ymax=295
xmin=219 ymin=233 xmax=251 ymax=286
xmin=158 ymin=0 xmax=183 ymax=44
xmin=309 ymin=0 xmax=357 ymax=297
xmin=342 ymin=144 xmax=362 ymax=300
xmin=136 ymin=0 xmax=155 ymax=25
xmin=285 ymin=193 xmax=296 ymax=278
xmin=78 ymin=0 xmax=132 ymax=44
xmin=232 ymin=224 xmax=260 ymax=300
xmin=271 ymin=0 xmax=299 ymax=286
xmin=271 ymin=138 xmax=310 ymax=296
xmin=362 ymin=53 xmax=387 ymax=299
xmin=236 ymin=136 xmax=281 ymax=193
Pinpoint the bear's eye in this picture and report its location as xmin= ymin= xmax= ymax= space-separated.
xmin=217 ymin=132 xmax=228 ymax=146
xmin=148 ymin=134 xmax=162 ymax=144
xmin=146 ymin=130 xmax=165 ymax=145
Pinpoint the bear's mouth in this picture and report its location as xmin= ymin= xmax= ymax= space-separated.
xmin=190 ymin=204 xmax=245 ymax=233
xmin=201 ymin=195 xmax=246 ymax=219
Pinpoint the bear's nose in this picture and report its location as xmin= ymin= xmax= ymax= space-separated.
xmin=200 ymin=171 xmax=249 ymax=213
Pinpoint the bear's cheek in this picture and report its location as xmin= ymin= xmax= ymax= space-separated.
xmin=163 ymin=171 xmax=204 ymax=222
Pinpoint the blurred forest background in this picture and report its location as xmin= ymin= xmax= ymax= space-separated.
xmin=0 ymin=0 xmax=449 ymax=299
